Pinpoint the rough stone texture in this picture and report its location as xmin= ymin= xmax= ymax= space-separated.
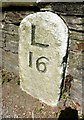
xmin=2 ymin=49 xmax=19 ymax=75
xmin=19 ymin=12 xmax=68 ymax=106
xmin=61 ymin=16 xmax=84 ymax=31
xmin=0 ymin=2 xmax=83 ymax=117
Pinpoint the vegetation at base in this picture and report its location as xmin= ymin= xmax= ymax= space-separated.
xmin=16 ymin=80 xmax=20 ymax=85
xmin=1 ymin=69 xmax=20 ymax=85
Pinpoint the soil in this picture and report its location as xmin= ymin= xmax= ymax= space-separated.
xmin=1 ymin=69 xmax=82 ymax=119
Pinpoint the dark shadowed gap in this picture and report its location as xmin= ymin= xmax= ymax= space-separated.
xmin=58 ymin=107 xmax=79 ymax=120
xmin=2 ymin=6 xmax=40 ymax=12
xmin=82 ymin=5 xmax=84 ymax=115
xmin=59 ymin=30 xmax=69 ymax=101
xmin=1 ymin=118 xmax=58 ymax=120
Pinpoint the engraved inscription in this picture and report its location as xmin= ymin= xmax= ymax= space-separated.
xmin=29 ymin=52 xmax=32 ymax=67
xmin=36 ymin=56 xmax=49 ymax=73
xmin=28 ymin=24 xmax=49 ymax=73
xmin=28 ymin=52 xmax=49 ymax=73
xmin=31 ymin=24 xmax=49 ymax=48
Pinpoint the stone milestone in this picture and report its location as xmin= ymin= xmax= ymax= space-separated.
xmin=19 ymin=11 xmax=68 ymax=106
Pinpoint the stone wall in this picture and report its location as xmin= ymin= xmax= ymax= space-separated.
xmin=0 ymin=2 xmax=84 ymax=114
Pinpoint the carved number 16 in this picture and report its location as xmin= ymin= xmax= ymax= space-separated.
xmin=28 ymin=24 xmax=49 ymax=73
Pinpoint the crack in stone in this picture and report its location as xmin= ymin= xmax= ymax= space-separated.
xmin=59 ymin=35 xmax=69 ymax=101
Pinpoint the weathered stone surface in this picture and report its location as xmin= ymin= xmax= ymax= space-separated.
xmin=68 ymin=51 xmax=82 ymax=80
xmin=52 ymin=3 xmax=84 ymax=16
xmin=4 ymin=11 xmax=22 ymax=24
xmin=19 ymin=11 xmax=68 ymax=106
xmin=1 ymin=31 xmax=19 ymax=53
xmin=1 ymin=2 xmax=36 ymax=7
xmin=71 ymin=79 xmax=82 ymax=104
xmin=2 ymin=49 xmax=19 ymax=75
xmin=3 ymin=23 xmax=18 ymax=34
xmin=61 ymin=16 xmax=84 ymax=31
xmin=69 ymin=31 xmax=84 ymax=41
xmin=5 ymin=40 xmax=18 ymax=53
xmin=0 ymin=49 xmax=2 ymax=69
xmin=0 ymin=3 xmax=83 ymax=117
